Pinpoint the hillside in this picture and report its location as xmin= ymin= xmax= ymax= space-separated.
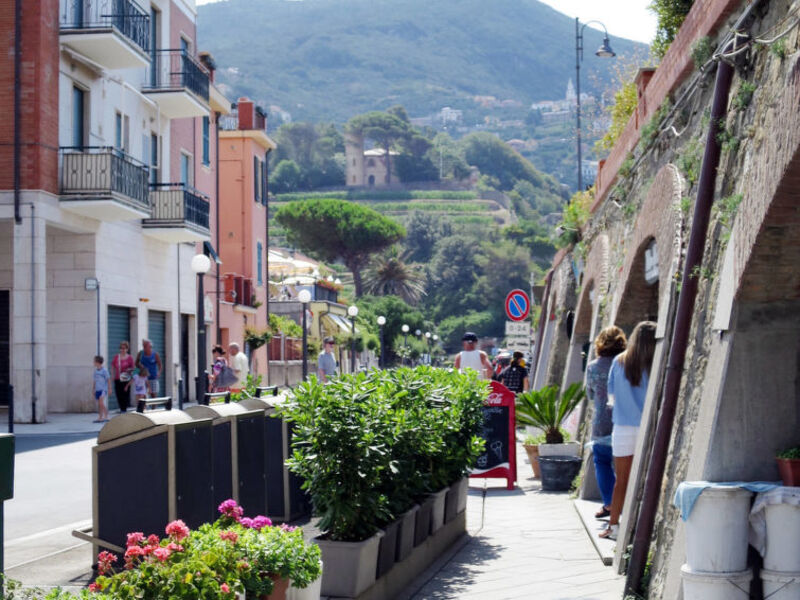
xmin=197 ymin=0 xmax=647 ymax=124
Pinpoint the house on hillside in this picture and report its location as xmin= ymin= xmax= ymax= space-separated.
xmin=344 ymin=133 xmax=399 ymax=187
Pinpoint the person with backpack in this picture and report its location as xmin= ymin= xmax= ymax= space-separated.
xmin=210 ymin=345 xmax=237 ymax=392
xmin=498 ymin=351 xmax=529 ymax=394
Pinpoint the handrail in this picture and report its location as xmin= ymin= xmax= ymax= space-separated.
xmin=59 ymin=0 xmax=150 ymax=53
xmin=144 ymin=49 xmax=210 ymax=101
xmin=59 ymin=146 xmax=150 ymax=169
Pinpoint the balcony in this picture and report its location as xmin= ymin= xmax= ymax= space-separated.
xmin=143 ymin=50 xmax=210 ymax=119
xmin=59 ymin=147 xmax=151 ymax=221
xmin=142 ymin=184 xmax=210 ymax=243
xmin=222 ymin=273 xmax=258 ymax=310
xmin=59 ymin=0 xmax=150 ymax=70
xmin=219 ymin=106 xmax=268 ymax=132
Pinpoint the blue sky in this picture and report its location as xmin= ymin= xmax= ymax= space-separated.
xmin=194 ymin=0 xmax=657 ymax=44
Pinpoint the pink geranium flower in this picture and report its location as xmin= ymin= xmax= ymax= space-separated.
xmin=217 ymin=499 xmax=244 ymax=521
xmin=219 ymin=530 xmax=239 ymax=544
xmin=221 ymin=583 xmax=231 ymax=593
xmin=165 ymin=519 xmax=190 ymax=541
xmin=97 ymin=550 xmax=117 ymax=576
xmin=126 ymin=532 xmax=144 ymax=548
xmin=153 ymin=547 xmax=172 ymax=562
xmin=252 ymin=515 xmax=272 ymax=529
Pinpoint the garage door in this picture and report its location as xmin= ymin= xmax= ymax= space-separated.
xmin=148 ymin=310 xmax=167 ymax=396
xmin=107 ymin=305 xmax=131 ymax=411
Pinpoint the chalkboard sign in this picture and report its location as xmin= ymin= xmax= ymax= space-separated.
xmin=470 ymin=381 xmax=517 ymax=490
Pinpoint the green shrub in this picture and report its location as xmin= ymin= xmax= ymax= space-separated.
xmin=515 ymin=383 xmax=585 ymax=444
xmin=778 ymin=446 xmax=800 ymax=459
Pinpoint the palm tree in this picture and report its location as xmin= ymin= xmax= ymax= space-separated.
xmin=363 ymin=249 xmax=426 ymax=304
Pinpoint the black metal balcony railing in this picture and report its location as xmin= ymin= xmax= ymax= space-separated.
xmin=144 ymin=50 xmax=210 ymax=103
xmin=219 ymin=107 xmax=268 ymax=132
xmin=60 ymin=0 xmax=150 ymax=54
xmin=60 ymin=147 xmax=150 ymax=209
xmin=148 ymin=183 xmax=210 ymax=230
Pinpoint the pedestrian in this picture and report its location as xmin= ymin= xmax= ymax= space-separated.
xmin=317 ymin=337 xmax=338 ymax=382
xmin=599 ymin=321 xmax=657 ymax=540
xmin=111 ymin=341 xmax=135 ymax=412
xmin=228 ymin=343 xmax=249 ymax=393
xmin=126 ymin=367 xmax=150 ymax=406
xmin=92 ymin=356 xmax=110 ymax=423
xmin=491 ymin=352 xmax=511 ymax=381
xmin=585 ymin=326 xmax=627 ymax=521
xmin=498 ymin=351 xmax=529 ymax=393
xmin=453 ymin=332 xmax=492 ymax=380
xmin=209 ymin=345 xmax=229 ymax=392
xmin=136 ymin=339 xmax=162 ymax=398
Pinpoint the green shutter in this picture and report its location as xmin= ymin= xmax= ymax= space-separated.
xmin=148 ymin=310 xmax=167 ymax=396
xmin=107 ymin=305 xmax=131 ymax=410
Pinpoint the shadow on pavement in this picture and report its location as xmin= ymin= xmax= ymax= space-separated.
xmin=15 ymin=433 xmax=97 ymax=453
xmin=410 ymin=537 xmax=504 ymax=599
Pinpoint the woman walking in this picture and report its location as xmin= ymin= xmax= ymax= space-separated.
xmin=585 ymin=326 xmax=627 ymax=520
xmin=111 ymin=341 xmax=135 ymax=412
xmin=599 ymin=321 xmax=657 ymax=540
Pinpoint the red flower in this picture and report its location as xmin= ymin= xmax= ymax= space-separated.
xmin=219 ymin=530 xmax=239 ymax=544
xmin=221 ymin=583 xmax=231 ymax=594
xmin=147 ymin=534 xmax=160 ymax=546
xmin=88 ymin=583 xmax=100 ymax=593
xmin=96 ymin=550 xmax=117 ymax=575
xmin=165 ymin=519 xmax=190 ymax=541
xmin=126 ymin=532 xmax=144 ymax=548
xmin=153 ymin=547 xmax=172 ymax=562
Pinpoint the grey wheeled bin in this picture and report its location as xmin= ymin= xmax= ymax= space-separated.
xmin=239 ymin=395 xmax=311 ymax=522
xmin=92 ymin=408 xmax=214 ymax=557
xmin=185 ymin=402 xmax=266 ymax=516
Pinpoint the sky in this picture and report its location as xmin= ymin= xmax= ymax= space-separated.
xmin=194 ymin=0 xmax=658 ymax=45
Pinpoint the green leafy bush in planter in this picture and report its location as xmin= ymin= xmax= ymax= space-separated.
xmin=86 ymin=499 xmax=320 ymax=599
xmin=516 ymin=383 xmax=585 ymax=444
xmin=280 ymin=367 xmax=486 ymax=542
xmin=777 ymin=446 xmax=800 ymax=459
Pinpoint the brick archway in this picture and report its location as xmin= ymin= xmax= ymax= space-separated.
xmin=612 ymin=164 xmax=684 ymax=331
xmin=574 ymin=234 xmax=610 ymax=338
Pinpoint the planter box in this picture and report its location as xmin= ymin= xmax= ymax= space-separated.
xmin=316 ymin=530 xmax=383 ymax=598
xmin=395 ymin=504 xmax=418 ymax=562
xmin=376 ymin=519 xmax=400 ymax=578
xmin=523 ymin=444 xmax=541 ymax=478
xmin=414 ymin=495 xmax=435 ymax=547
xmin=455 ymin=476 xmax=469 ymax=514
xmin=444 ymin=482 xmax=460 ymax=523
xmin=538 ymin=442 xmax=580 ymax=457
xmin=287 ymin=562 xmax=322 ymax=600
xmin=430 ymin=487 xmax=449 ymax=534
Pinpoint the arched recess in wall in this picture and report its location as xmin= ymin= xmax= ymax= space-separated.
xmin=573 ymin=234 xmax=610 ymax=345
xmin=611 ymin=164 xmax=684 ymax=335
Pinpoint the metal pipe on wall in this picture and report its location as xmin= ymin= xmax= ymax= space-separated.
xmin=215 ymin=112 xmax=221 ymax=345
xmin=624 ymin=52 xmax=736 ymax=597
xmin=30 ymin=205 xmax=36 ymax=423
xmin=13 ymin=0 xmax=21 ymax=225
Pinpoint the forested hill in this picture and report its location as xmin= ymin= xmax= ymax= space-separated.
xmin=198 ymin=0 xmax=647 ymax=123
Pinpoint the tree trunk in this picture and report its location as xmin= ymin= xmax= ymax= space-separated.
xmin=385 ymin=147 xmax=391 ymax=184
xmin=351 ymin=266 xmax=364 ymax=297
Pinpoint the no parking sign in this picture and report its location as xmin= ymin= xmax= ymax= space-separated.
xmin=504 ymin=289 xmax=530 ymax=322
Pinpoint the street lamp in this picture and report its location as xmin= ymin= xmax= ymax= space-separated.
xmin=575 ymin=18 xmax=615 ymax=192
xmin=377 ymin=315 xmax=386 ymax=368
xmin=432 ymin=334 xmax=439 ymax=366
xmin=425 ymin=331 xmax=431 ymax=365
xmin=401 ymin=324 xmax=410 ymax=365
xmin=298 ymin=289 xmax=312 ymax=380
xmin=191 ymin=253 xmax=212 ymax=403
xmin=348 ymin=305 xmax=359 ymax=373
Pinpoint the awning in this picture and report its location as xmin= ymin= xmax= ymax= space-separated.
xmin=321 ymin=314 xmax=359 ymax=335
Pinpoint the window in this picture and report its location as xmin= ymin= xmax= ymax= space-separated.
xmin=72 ymin=86 xmax=85 ymax=147
xmin=253 ymin=157 xmax=260 ymax=202
xmin=114 ymin=113 xmax=130 ymax=154
xmin=202 ymin=116 xmax=210 ymax=166
xmin=257 ymin=242 xmax=263 ymax=286
xmin=150 ymin=133 xmax=159 ymax=185
xmin=181 ymin=152 xmax=192 ymax=187
xmin=261 ymin=159 xmax=267 ymax=204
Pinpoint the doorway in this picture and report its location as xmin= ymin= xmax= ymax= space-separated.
xmin=180 ymin=314 xmax=189 ymax=405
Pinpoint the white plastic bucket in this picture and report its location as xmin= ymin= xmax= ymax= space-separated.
xmin=686 ymin=487 xmax=752 ymax=572
xmin=761 ymin=569 xmax=800 ymax=600
xmin=680 ymin=564 xmax=751 ymax=600
xmin=764 ymin=503 xmax=800 ymax=572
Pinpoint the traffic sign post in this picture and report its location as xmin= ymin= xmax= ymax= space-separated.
xmin=504 ymin=289 xmax=530 ymax=322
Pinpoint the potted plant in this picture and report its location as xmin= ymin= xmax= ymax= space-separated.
xmin=516 ymin=383 xmax=585 ymax=491
xmin=522 ymin=433 xmax=543 ymax=478
xmin=776 ymin=446 xmax=800 ymax=486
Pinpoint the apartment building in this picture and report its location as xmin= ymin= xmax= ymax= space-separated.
xmin=0 ymin=0 xmax=230 ymax=421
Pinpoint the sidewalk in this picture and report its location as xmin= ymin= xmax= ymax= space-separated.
xmin=401 ymin=446 xmax=624 ymax=600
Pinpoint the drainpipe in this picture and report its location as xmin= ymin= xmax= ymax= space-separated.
xmin=13 ymin=0 xmax=21 ymax=224
xmin=530 ymin=269 xmax=553 ymax=388
xmin=30 ymin=205 xmax=36 ymax=423
xmin=265 ymin=148 xmax=271 ymax=326
xmin=624 ymin=50 xmax=736 ymax=596
xmin=215 ymin=111 xmax=221 ymax=345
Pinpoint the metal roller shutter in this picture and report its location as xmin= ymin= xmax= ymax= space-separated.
xmin=148 ymin=310 xmax=167 ymax=396
xmin=107 ymin=305 xmax=131 ymax=410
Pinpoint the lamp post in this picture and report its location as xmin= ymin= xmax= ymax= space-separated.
xmin=191 ymin=253 xmax=212 ymax=403
xmin=298 ymin=289 xmax=311 ymax=380
xmin=425 ymin=331 xmax=431 ymax=365
xmin=402 ymin=324 xmax=410 ymax=365
xmin=377 ymin=315 xmax=386 ymax=369
xmin=575 ymin=18 xmax=615 ymax=192
xmin=348 ymin=305 xmax=359 ymax=373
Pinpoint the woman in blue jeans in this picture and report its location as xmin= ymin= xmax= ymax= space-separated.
xmin=585 ymin=326 xmax=627 ymax=519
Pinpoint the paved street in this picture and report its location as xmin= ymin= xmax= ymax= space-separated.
xmin=403 ymin=448 xmax=624 ymax=600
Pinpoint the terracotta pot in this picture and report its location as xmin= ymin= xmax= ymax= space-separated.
xmin=777 ymin=457 xmax=800 ymax=487
xmin=259 ymin=577 xmax=290 ymax=600
xmin=523 ymin=444 xmax=541 ymax=478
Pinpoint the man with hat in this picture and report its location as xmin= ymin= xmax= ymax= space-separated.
xmin=453 ymin=332 xmax=492 ymax=380
xmin=317 ymin=336 xmax=338 ymax=382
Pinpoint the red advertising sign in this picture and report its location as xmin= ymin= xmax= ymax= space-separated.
xmin=505 ymin=289 xmax=530 ymax=322
xmin=470 ymin=380 xmax=517 ymax=490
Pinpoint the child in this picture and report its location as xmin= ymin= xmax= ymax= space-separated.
xmin=92 ymin=356 xmax=110 ymax=423
xmin=126 ymin=367 xmax=150 ymax=406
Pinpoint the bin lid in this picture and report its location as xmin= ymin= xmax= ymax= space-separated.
xmin=185 ymin=403 xmax=264 ymax=422
xmin=98 ymin=411 xmax=207 ymax=444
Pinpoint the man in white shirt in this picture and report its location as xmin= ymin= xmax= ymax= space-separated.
xmin=453 ymin=332 xmax=492 ymax=379
xmin=228 ymin=342 xmax=249 ymax=392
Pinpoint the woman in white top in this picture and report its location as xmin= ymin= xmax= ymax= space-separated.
xmin=453 ymin=332 xmax=492 ymax=379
